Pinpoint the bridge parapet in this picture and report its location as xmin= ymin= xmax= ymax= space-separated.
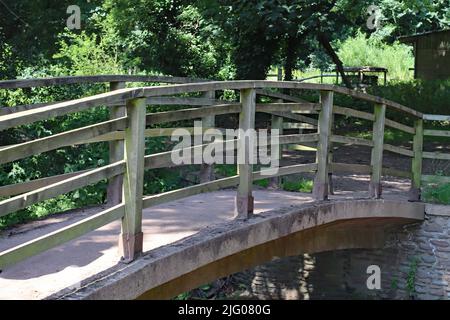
xmin=0 ymin=76 xmax=447 ymax=272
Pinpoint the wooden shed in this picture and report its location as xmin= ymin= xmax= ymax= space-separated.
xmin=399 ymin=29 xmax=450 ymax=80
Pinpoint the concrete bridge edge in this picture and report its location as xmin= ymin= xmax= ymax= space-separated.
xmin=49 ymin=199 xmax=425 ymax=300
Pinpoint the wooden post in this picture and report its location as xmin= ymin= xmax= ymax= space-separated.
xmin=269 ymin=99 xmax=284 ymax=189
xmin=369 ymin=104 xmax=386 ymax=199
xmin=277 ymin=67 xmax=283 ymax=81
xmin=328 ymin=114 xmax=335 ymax=195
xmin=107 ymin=81 xmax=126 ymax=206
xmin=235 ymin=88 xmax=256 ymax=219
xmin=313 ymin=90 xmax=333 ymax=200
xmin=410 ymin=119 xmax=424 ymax=201
xmin=199 ymin=91 xmax=215 ymax=183
xmin=120 ymin=97 xmax=146 ymax=262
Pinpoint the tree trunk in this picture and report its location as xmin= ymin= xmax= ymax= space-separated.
xmin=317 ymin=32 xmax=352 ymax=89
xmin=284 ymin=35 xmax=298 ymax=82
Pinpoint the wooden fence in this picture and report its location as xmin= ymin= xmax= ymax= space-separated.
xmin=0 ymin=76 xmax=448 ymax=269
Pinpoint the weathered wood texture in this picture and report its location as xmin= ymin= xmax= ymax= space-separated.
xmin=313 ymin=90 xmax=333 ymax=200
xmin=422 ymin=114 xmax=450 ymax=121
xmin=410 ymin=119 xmax=424 ymax=201
xmin=422 ymin=152 xmax=450 ymax=160
xmin=0 ymin=205 xmax=124 ymax=269
xmin=0 ymin=88 xmax=138 ymax=131
xmin=199 ymin=91 xmax=216 ymax=183
xmin=256 ymin=103 xmax=320 ymax=113
xmin=369 ymin=104 xmax=386 ymax=199
xmin=331 ymin=135 xmax=374 ymax=147
xmin=423 ymin=129 xmax=450 ymax=137
xmin=0 ymin=161 xmax=124 ymax=217
xmin=236 ymin=88 xmax=256 ymax=218
xmin=80 ymin=127 xmax=220 ymax=144
xmin=108 ymin=81 xmax=126 ymax=205
xmin=384 ymin=119 xmax=415 ymax=134
xmin=0 ymin=75 xmax=208 ymax=89
xmin=333 ymin=106 xmax=374 ymax=121
xmin=383 ymin=144 xmax=414 ymax=157
xmin=0 ymin=169 xmax=92 ymax=197
xmin=283 ymin=123 xmax=316 ymax=130
xmin=0 ymin=80 xmax=421 ymax=132
xmin=263 ymin=111 xmax=318 ymax=126
xmin=0 ymin=118 xmax=127 ymax=165
xmin=120 ymin=98 xmax=146 ymax=261
xmin=146 ymin=104 xmax=241 ymax=125
xmin=269 ymin=108 xmax=284 ymax=188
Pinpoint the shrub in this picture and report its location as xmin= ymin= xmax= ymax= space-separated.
xmin=282 ymin=179 xmax=313 ymax=193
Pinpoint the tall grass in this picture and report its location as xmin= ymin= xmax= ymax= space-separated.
xmin=268 ymin=32 xmax=415 ymax=84
xmin=337 ymin=32 xmax=414 ymax=82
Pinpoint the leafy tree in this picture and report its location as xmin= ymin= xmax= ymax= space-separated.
xmin=0 ymin=0 xmax=101 ymax=75
xmin=100 ymin=0 xmax=228 ymax=78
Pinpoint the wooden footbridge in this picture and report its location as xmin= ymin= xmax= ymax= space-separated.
xmin=0 ymin=76 xmax=448 ymax=299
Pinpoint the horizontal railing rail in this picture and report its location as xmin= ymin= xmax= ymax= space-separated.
xmin=420 ymin=114 xmax=450 ymax=186
xmin=0 ymin=75 xmax=210 ymax=89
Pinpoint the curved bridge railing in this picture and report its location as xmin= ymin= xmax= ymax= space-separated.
xmin=0 ymin=76 xmax=448 ymax=269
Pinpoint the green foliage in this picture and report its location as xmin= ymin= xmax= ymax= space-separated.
xmin=254 ymin=179 xmax=269 ymax=188
xmin=54 ymin=31 xmax=122 ymax=75
xmin=0 ymin=0 xmax=101 ymax=73
xmin=423 ymin=181 xmax=450 ymax=205
xmin=282 ymin=179 xmax=314 ymax=193
xmin=0 ymin=27 xmax=122 ymax=228
xmin=338 ymin=32 xmax=414 ymax=81
xmin=406 ymin=257 xmax=419 ymax=298
xmin=372 ymin=0 xmax=450 ymax=41
xmin=316 ymin=80 xmax=450 ymax=129
xmin=369 ymin=80 xmax=450 ymax=116
xmin=215 ymin=164 xmax=238 ymax=178
xmin=391 ymin=276 xmax=399 ymax=290
xmin=102 ymin=0 xmax=227 ymax=78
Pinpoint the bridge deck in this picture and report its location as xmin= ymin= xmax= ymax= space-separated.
xmin=0 ymin=175 xmax=411 ymax=300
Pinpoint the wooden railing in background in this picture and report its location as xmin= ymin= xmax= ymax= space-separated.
xmin=0 ymin=76 xmax=448 ymax=270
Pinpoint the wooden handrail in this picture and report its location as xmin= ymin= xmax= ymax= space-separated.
xmin=0 ymin=75 xmax=210 ymax=89
xmin=0 ymin=80 xmax=423 ymax=132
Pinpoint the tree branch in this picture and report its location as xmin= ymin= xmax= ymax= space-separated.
xmin=317 ymin=32 xmax=352 ymax=89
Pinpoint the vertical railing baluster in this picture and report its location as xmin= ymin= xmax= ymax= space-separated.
xmin=410 ymin=118 xmax=424 ymax=201
xmin=313 ymin=90 xmax=333 ymax=200
xmin=199 ymin=90 xmax=216 ymax=183
xmin=235 ymin=88 xmax=256 ymax=219
xmin=277 ymin=67 xmax=283 ymax=81
xmin=269 ymin=98 xmax=284 ymax=189
xmin=107 ymin=81 xmax=126 ymax=206
xmin=120 ymin=97 xmax=146 ymax=262
xmin=369 ymin=103 xmax=386 ymax=199
xmin=328 ymin=113 xmax=335 ymax=195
